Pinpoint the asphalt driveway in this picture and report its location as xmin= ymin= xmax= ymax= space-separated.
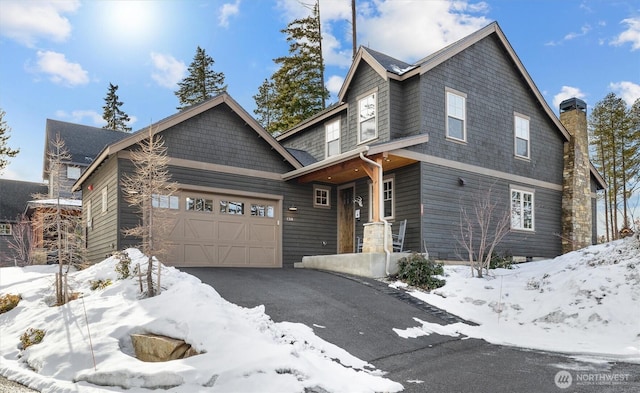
xmin=182 ymin=267 xmax=640 ymax=393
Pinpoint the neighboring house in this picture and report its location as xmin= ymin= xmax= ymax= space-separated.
xmin=0 ymin=179 xmax=47 ymax=265
xmin=43 ymin=119 xmax=129 ymax=198
xmin=73 ymin=22 xmax=604 ymax=267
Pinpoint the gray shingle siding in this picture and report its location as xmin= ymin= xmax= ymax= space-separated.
xmin=419 ymin=35 xmax=565 ymax=186
xmin=390 ymin=76 xmax=421 ymax=139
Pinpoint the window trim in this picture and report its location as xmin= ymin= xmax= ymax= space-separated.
xmin=510 ymin=186 xmax=535 ymax=231
xmin=357 ymin=90 xmax=378 ymax=144
xmin=368 ymin=175 xmax=395 ymax=221
xmin=445 ymin=88 xmax=467 ymax=143
xmin=86 ymin=200 xmax=92 ymax=229
xmin=313 ymin=185 xmax=331 ymax=208
xmin=514 ymin=113 xmax=531 ymax=159
xmin=0 ymin=223 xmax=11 ymax=236
xmin=101 ymin=187 xmax=108 ymax=214
xmin=325 ymin=119 xmax=341 ymax=158
xmin=67 ymin=165 xmax=81 ymax=180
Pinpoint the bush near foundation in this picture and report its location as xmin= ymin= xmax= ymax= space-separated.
xmin=395 ymin=253 xmax=445 ymax=290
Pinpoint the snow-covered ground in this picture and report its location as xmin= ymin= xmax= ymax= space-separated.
xmin=391 ymin=236 xmax=640 ymax=363
xmin=0 ymin=249 xmax=402 ymax=393
xmin=1 ymin=237 xmax=638 ymax=392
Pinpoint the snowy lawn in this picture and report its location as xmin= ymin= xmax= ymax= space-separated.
xmin=0 ymin=249 xmax=402 ymax=393
xmin=391 ymin=237 xmax=640 ymax=363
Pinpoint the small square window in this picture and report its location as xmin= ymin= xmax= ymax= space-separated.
xmin=313 ymin=186 xmax=331 ymax=208
xmin=67 ymin=166 xmax=81 ymax=180
xmin=0 ymin=223 xmax=11 ymax=236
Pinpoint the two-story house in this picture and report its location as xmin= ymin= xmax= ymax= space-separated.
xmin=73 ymin=22 xmax=604 ymax=269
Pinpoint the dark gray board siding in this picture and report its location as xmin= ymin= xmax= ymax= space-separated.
xmin=83 ymin=155 xmax=120 ymax=263
xmin=419 ymin=34 xmax=565 ymax=186
xmin=420 ymin=161 xmax=562 ymax=260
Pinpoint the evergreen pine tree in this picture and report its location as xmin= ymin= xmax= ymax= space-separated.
xmin=0 ymin=108 xmax=20 ymax=172
xmin=253 ymin=79 xmax=276 ymax=133
xmin=175 ymin=46 xmax=227 ymax=110
xmin=256 ymin=2 xmax=328 ymax=134
xmin=102 ymin=83 xmax=132 ymax=132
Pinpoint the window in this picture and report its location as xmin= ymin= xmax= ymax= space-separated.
xmin=0 ymin=223 xmax=11 ymax=236
xmin=153 ymin=194 xmax=179 ymax=209
xmin=101 ymin=187 xmax=108 ymax=213
xmin=251 ymin=204 xmax=275 ymax=218
xmin=86 ymin=200 xmax=92 ymax=229
xmin=67 ymin=166 xmax=81 ymax=180
xmin=369 ymin=176 xmax=394 ymax=220
xmin=514 ymin=114 xmax=530 ymax=159
xmin=220 ymin=200 xmax=244 ymax=215
xmin=446 ymin=89 xmax=466 ymax=141
xmin=358 ymin=92 xmax=377 ymax=143
xmin=511 ymin=188 xmax=534 ymax=230
xmin=313 ymin=186 xmax=330 ymax=208
xmin=186 ymin=197 xmax=213 ymax=212
xmin=325 ymin=120 xmax=340 ymax=157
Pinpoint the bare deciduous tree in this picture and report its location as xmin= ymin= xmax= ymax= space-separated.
xmin=456 ymin=186 xmax=511 ymax=278
xmin=121 ymin=126 xmax=177 ymax=297
xmin=7 ymin=214 xmax=34 ymax=266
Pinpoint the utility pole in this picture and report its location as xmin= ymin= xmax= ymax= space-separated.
xmin=352 ymin=0 xmax=357 ymax=59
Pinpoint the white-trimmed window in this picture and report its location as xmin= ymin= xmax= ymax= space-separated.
xmin=0 ymin=223 xmax=11 ymax=236
xmin=313 ymin=185 xmax=331 ymax=208
xmin=369 ymin=176 xmax=395 ymax=220
xmin=325 ymin=119 xmax=340 ymax=157
xmin=101 ymin=187 xmax=108 ymax=213
xmin=514 ymin=114 xmax=530 ymax=159
xmin=446 ymin=89 xmax=466 ymax=142
xmin=358 ymin=92 xmax=377 ymax=143
xmin=86 ymin=200 xmax=92 ymax=229
xmin=67 ymin=165 xmax=81 ymax=180
xmin=511 ymin=188 xmax=534 ymax=231
xmin=153 ymin=194 xmax=179 ymax=209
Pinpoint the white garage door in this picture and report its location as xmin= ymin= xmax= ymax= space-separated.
xmin=165 ymin=191 xmax=281 ymax=267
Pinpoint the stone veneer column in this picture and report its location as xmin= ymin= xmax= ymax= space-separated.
xmin=362 ymin=222 xmax=393 ymax=253
xmin=560 ymin=98 xmax=592 ymax=253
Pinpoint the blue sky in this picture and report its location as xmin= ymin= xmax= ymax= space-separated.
xmin=0 ymin=0 xmax=638 ymax=185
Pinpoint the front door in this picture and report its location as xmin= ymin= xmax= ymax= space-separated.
xmin=338 ymin=185 xmax=355 ymax=253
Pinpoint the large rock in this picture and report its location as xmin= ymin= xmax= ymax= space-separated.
xmin=130 ymin=333 xmax=199 ymax=362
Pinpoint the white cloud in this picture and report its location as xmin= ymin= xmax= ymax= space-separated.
xmin=326 ymin=75 xmax=344 ymax=96
xmin=563 ymin=24 xmax=591 ymax=41
xmin=55 ymin=110 xmax=104 ymax=126
xmin=219 ymin=0 xmax=240 ymax=28
xmin=553 ymin=86 xmax=586 ymax=109
xmin=0 ymin=0 xmax=79 ymax=47
xmin=609 ymin=81 xmax=640 ymax=106
xmin=611 ymin=17 xmax=640 ymax=51
xmin=35 ymin=51 xmax=89 ymax=87
xmin=150 ymin=52 xmax=186 ymax=89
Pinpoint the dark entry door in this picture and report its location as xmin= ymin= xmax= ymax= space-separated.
xmin=338 ymin=186 xmax=355 ymax=253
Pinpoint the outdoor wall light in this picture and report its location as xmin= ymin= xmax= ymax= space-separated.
xmin=288 ymin=205 xmax=298 ymax=212
xmin=458 ymin=177 xmax=465 ymax=186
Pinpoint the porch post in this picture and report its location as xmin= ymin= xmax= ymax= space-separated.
xmin=360 ymin=155 xmax=392 ymax=253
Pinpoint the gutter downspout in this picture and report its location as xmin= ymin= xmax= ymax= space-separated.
xmin=359 ymin=151 xmax=391 ymax=276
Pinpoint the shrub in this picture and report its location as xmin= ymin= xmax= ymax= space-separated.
xmin=0 ymin=294 xmax=21 ymax=314
xmin=489 ymin=251 xmax=514 ymax=269
xmin=114 ymin=251 xmax=132 ymax=279
xmin=90 ymin=279 xmax=112 ymax=290
xmin=20 ymin=328 xmax=45 ymax=349
xmin=395 ymin=252 xmax=445 ymax=290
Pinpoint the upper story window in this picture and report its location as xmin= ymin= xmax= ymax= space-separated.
xmin=101 ymin=187 xmax=108 ymax=213
xmin=358 ymin=92 xmax=377 ymax=143
xmin=0 ymin=223 xmax=11 ymax=236
xmin=511 ymin=188 xmax=534 ymax=231
xmin=325 ymin=119 xmax=340 ymax=158
xmin=446 ymin=89 xmax=466 ymax=142
xmin=67 ymin=166 xmax=81 ymax=180
xmin=514 ymin=113 xmax=530 ymax=159
xmin=314 ymin=185 xmax=331 ymax=208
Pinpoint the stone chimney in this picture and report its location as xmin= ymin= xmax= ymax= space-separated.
xmin=560 ymin=98 xmax=592 ymax=253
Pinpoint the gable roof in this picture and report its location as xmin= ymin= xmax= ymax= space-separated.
xmin=0 ymin=179 xmax=47 ymax=221
xmin=73 ymin=92 xmax=303 ymax=192
xmin=43 ymin=119 xmax=130 ymax=178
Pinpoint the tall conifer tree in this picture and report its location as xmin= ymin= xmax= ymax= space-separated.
xmin=175 ymin=46 xmax=227 ymax=110
xmin=0 ymin=108 xmax=19 ymax=171
xmin=102 ymin=83 xmax=132 ymax=132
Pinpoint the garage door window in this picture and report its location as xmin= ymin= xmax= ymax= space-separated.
xmin=220 ymin=200 xmax=244 ymax=215
xmin=186 ymin=197 xmax=213 ymax=212
xmin=251 ymin=204 xmax=275 ymax=218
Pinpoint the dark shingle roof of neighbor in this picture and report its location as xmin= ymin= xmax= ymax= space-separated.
xmin=0 ymin=179 xmax=48 ymax=221
xmin=285 ymin=148 xmax=317 ymax=166
xmin=44 ymin=119 xmax=130 ymax=175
